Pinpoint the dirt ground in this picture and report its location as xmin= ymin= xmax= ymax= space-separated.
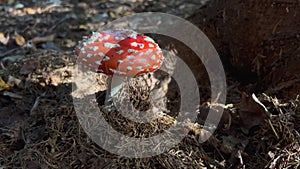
xmin=0 ymin=0 xmax=299 ymax=168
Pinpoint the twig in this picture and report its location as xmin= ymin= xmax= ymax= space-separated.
xmin=0 ymin=47 xmax=22 ymax=58
xmin=48 ymin=15 xmax=71 ymax=33
xmin=30 ymin=92 xmax=46 ymax=115
xmin=268 ymin=118 xmax=280 ymax=140
xmin=0 ymin=34 xmax=55 ymax=58
xmin=41 ymin=3 xmax=62 ymax=13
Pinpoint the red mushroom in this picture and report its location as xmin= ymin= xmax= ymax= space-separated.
xmin=75 ymin=29 xmax=163 ymax=76
xmin=75 ymin=29 xmax=164 ymax=106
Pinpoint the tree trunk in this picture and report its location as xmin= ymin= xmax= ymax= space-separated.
xmin=188 ymin=0 xmax=300 ymax=98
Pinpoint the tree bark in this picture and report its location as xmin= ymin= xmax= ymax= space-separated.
xmin=188 ymin=0 xmax=300 ymax=98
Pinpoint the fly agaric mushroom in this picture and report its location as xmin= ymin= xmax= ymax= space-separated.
xmin=75 ymin=29 xmax=164 ymax=106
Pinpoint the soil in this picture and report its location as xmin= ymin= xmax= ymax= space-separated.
xmin=0 ymin=0 xmax=299 ymax=168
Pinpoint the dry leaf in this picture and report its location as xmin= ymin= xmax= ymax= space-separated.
xmin=0 ymin=32 xmax=10 ymax=45
xmin=238 ymin=92 xmax=268 ymax=134
xmin=79 ymin=25 xmax=88 ymax=30
xmin=15 ymin=32 xmax=26 ymax=46
xmin=20 ymin=59 xmax=39 ymax=75
xmin=24 ymin=8 xmax=38 ymax=14
xmin=31 ymin=34 xmax=55 ymax=44
xmin=24 ymin=7 xmax=42 ymax=14
xmin=71 ymin=67 xmax=106 ymax=98
xmin=7 ymin=75 xmax=22 ymax=87
xmin=108 ymin=11 xmax=117 ymax=18
xmin=0 ymin=76 xmax=10 ymax=91
xmin=220 ymin=135 xmax=247 ymax=154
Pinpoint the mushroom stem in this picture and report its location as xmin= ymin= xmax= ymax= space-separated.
xmin=104 ymin=75 xmax=128 ymax=107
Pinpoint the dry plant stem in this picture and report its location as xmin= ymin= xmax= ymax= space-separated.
xmin=0 ymin=34 xmax=55 ymax=58
xmin=267 ymin=118 xmax=280 ymax=140
xmin=0 ymin=47 xmax=21 ymax=58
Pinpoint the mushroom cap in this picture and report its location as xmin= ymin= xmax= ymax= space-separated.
xmin=75 ymin=29 xmax=164 ymax=76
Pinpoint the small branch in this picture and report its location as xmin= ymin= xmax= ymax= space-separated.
xmin=0 ymin=47 xmax=23 ymax=58
xmin=268 ymin=118 xmax=280 ymax=140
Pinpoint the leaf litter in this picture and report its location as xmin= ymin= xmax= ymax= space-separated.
xmin=0 ymin=0 xmax=299 ymax=168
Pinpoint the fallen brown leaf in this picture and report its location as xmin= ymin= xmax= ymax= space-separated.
xmin=15 ymin=32 xmax=26 ymax=46
xmin=20 ymin=59 xmax=39 ymax=75
xmin=238 ymin=92 xmax=269 ymax=134
xmin=24 ymin=7 xmax=42 ymax=14
xmin=7 ymin=75 xmax=22 ymax=87
xmin=31 ymin=34 xmax=55 ymax=44
xmin=0 ymin=32 xmax=10 ymax=45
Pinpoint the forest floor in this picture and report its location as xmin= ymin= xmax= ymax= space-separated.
xmin=0 ymin=0 xmax=299 ymax=168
